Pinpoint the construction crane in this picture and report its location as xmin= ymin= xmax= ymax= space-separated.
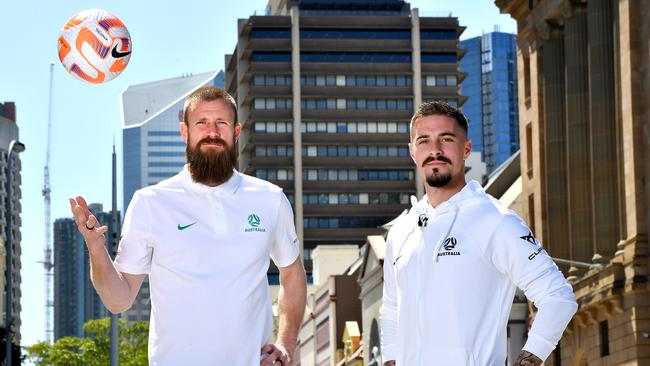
xmin=42 ymin=62 xmax=55 ymax=342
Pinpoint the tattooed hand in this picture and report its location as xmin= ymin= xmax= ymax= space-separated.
xmin=513 ymin=351 xmax=542 ymax=365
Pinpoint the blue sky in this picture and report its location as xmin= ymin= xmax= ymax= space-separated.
xmin=0 ymin=0 xmax=515 ymax=350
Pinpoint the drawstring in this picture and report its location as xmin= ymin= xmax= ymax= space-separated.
xmin=393 ymin=196 xmax=427 ymax=266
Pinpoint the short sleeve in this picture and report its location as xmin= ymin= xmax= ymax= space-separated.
xmin=114 ymin=191 xmax=153 ymax=274
xmin=270 ymin=193 xmax=300 ymax=268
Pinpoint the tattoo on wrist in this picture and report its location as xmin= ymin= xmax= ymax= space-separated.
xmin=513 ymin=351 xmax=542 ymax=366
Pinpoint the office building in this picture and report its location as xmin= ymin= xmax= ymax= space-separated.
xmin=225 ymin=0 xmax=467 ymax=267
xmin=0 ymin=101 xmax=22 ymax=342
xmin=53 ymin=203 xmax=118 ymax=340
xmin=497 ymin=0 xmax=650 ymax=364
xmin=120 ymin=70 xmax=223 ymax=322
xmin=461 ymin=30 xmax=519 ymax=175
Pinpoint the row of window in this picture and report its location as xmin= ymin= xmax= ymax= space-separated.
xmin=250 ymin=28 xmax=456 ymax=41
xmin=301 ymin=74 xmax=413 ymax=87
xmin=149 ymin=151 xmax=185 ymax=157
xmin=253 ymin=121 xmax=409 ymax=134
xmin=147 ymin=131 xmax=179 ymax=136
xmin=148 ymin=162 xmax=185 ymax=168
xmin=303 ymin=192 xmax=410 ymax=205
xmin=251 ymin=144 xmax=410 ymax=158
xmin=301 ymin=145 xmax=409 ymax=158
xmin=303 ymin=169 xmax=413 ymax=181
xmin=254 ymin=98 xmax=293 ymax=110
xmin=347 ymin=98 xmax=414 ymax=110
xmin=254 ymin=169 xmax=414 ymax=181
xmin=422 ymin=75 xmax=457 ymax=87
xmin=296 ymin=98 xmax=414 ymax=110
xmin=251 ymin=52 xmax=457 ymax=64
xmin=254 ymin=145 xmax=294 ymax=157
xmin=253 ymin=74 xmax=292 ymax=86
xmin=252 ymin=74 xmax=457 ymax=88
xmin=303 ymin=216 xmax=393 ymax=229
xmin=255 ymin=169 xmax=294 ymax=181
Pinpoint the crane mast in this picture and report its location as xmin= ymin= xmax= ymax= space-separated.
xmin=42 ymin=62 xmax=55 ymax=342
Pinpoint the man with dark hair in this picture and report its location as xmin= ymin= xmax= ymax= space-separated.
xmin=380 ymin=100 xmax=577 ymax=366
xmin=70 ymin=87 xmax=306 ymax=366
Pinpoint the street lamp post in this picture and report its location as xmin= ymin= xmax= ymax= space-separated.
xmin=4 ymin=140 xmax=25 ymax=366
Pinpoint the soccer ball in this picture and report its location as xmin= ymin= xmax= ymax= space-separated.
xmin=58 ymin=9 xmax=132 ymax=84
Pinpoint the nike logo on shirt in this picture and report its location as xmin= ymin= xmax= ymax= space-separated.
xmin=177 ymin=222 xmax=196 ymax=230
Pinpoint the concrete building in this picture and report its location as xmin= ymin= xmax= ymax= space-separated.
xmin=0 ymin=101 xmax=23 ymax=343
xmin=461 ymin=31 xmax=519 ymax=176
xmin=225 ymin=0 xmax=467 ymax=272
xmin=120 ymin=70 xmax=223 ymax=322
xmin=53 ymin=203 xmax=118 ymax=340
xmin=497 ymin=0 xmax=650 ymax=364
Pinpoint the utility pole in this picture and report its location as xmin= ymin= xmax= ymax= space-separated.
xmin=110 ymin=142 xmax=120 ymax=366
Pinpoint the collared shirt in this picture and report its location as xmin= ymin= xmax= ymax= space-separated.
xmin=115 ymin=166 xmax=300 ymax=365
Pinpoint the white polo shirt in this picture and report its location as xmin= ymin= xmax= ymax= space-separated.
xmin=114 ymin=166 xmax=300 ymax=366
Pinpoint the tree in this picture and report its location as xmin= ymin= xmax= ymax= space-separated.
xmin=26 ymin=318 xmax=148 ymax=366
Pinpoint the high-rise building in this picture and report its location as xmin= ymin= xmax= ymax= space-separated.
xmin=225 ymin=0 xmax=467 ymax=273
xmin=53 ymin=203 xmax=118 ymax=340
xmin=497 ymin=0 xmax=650 ymax=364
xmin=461 ymin=31 xmax=518 ymax=175
xmin=120 ymin=71 xmax=223 ymax=322
xmin=0 ymin=101 xmax=23 ymax=343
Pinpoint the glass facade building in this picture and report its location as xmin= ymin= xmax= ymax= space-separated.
xmin=460 ymin=32 xmax=518 ymax=175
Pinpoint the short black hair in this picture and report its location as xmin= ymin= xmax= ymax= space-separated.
xmin=410 ymin=100 xmax=469 ymax=138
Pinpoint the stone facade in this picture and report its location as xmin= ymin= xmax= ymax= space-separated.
xmin=496 ymin=0 xmax=649 ymax=364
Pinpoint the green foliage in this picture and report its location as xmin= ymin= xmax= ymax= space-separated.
xmin=26 ymin=318 xmax=149 ymax=366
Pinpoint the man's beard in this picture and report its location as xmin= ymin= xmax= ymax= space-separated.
xmin=186 ymin=136 xmax=238 ymax=186
xmin=423 ymin=155 xmax=452 ymax=188
xmin=426 ymin=168 xmax=452 ymax=187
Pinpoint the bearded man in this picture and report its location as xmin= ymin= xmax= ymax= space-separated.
xmin=69 ymin=87 xmax=306 ymax=366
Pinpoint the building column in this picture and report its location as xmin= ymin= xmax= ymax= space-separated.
xmin=617 ymin=0 xmax=648 ymax=262
xmin=564 ymin=4 xmax=593 ymax=263
xmin=587 ymin=0 xmax=620 ymax=258
xmin=411 ymin=8 xmax=424 ymax=199
xmin=290 ymin=6 xmax=304 ymax=252
xmin=541 ymin=24 xmax=570 ymax=264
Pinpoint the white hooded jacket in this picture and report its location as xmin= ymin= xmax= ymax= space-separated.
xmin=380 ymin=181 xmax=577 ymax=365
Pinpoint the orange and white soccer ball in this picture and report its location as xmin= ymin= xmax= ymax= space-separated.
xmin=58 ymin=9 xmax=132 ymax=84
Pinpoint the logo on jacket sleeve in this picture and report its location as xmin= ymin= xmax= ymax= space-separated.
xmin=520 ymin=231 xmax=543 ymax=260
xmin=245 ymin=213 xmax=266 ymax=232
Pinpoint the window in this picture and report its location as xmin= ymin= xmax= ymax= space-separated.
xmin=251 ymin=52 xmax=291 ymax=62
xmin=600 ymin=321 xmax=609 ymax=357
xmin=421 ymin=53 xmax=456 ymax=63
xmin=250 ymin=28 xmax=291 ymax=39
xmin=420 ymin=29 xmax=456 ymax=40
